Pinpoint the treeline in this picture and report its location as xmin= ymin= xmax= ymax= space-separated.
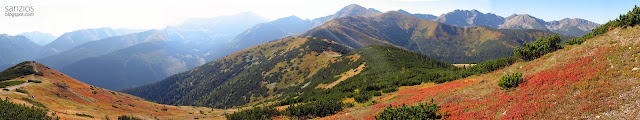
xmin=514 ymin=34 xmax=562 ymax=61
xmin=566 ymin=5 xmax=640 ymax=45
xmin=0 ymin=97 xmax=57 ymax=120
xmin=225 ymin=107 xmax=280 ymax=120
xmin=225 ymin=100 xmax=344 ymax=120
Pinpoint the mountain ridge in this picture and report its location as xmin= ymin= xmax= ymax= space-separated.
xmin=303 ymin=11 xmax=572 ymax=63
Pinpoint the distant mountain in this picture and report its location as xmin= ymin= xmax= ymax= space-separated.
xmin=61 ymin=41 xmax=206 ymax=90
xmin=0 ymin=61 xmax=221 ymax=119
xmin=500 ymin=14 xmax=548 ymax=30
xmin=303 ymin=11 xmax=572 ymax=63
xmin=18 ymin=31 xmax=57 ymax=45
xmin=36 ymin=30 xmax=167 ymax=70
xmin=164 ymin=12 xmax=268 ymax=61
xmin=0 ymin=34 xmax=41 ymax=70
xmin=36 ymin=13 xmax=268 ymax=90
xmin=226 ymin=4 xmax=380 ymax=55
xmin=37 ymin=28 xmax=130 ymax=58
xmin=546 ymin=18 xmax=600 ymax=37
xmin=310 ymin=4 xmax=381 ymax=27
xmin=437 ymin=9 xmax=505 ymax=28
xmin=427 ymin=9 xmax=600 ymax=37
xmin=165 ymin=12 xmax=268 ymax=49
xmin=225 ymin=16 xmax=312 ymax=51
xmin=398 ymin=9 xmax=437 ymax=21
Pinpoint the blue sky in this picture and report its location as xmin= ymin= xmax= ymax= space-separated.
xmin=0 ymin=0 xmax=637 ymax=35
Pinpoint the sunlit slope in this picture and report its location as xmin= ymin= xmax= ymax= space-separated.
xmin=322 ymin=25 xmax=640 ymax=119
xmin=0 ymin=62 xmax=231 ymax=120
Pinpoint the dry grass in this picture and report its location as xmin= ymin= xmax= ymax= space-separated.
xmin=0 ymin=63 xmax=235 ymax=120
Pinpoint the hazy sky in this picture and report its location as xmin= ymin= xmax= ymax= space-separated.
xmin=1 ymin=0 xmax=637 ymax=36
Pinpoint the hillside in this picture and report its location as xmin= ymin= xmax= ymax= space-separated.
xmin=36 ymin=30 xmax=168 ymax=70
xmin=320 ymin=19 xmax=640 ymax=120
xmin=304 ymin=11 xmax=571 ymax=63
xmin=125 ymin=34 xmax=485 ymax=120
xmin=60 ymin=41 xmax=206 ymax=90
xmin=0 ymin=61 xmax=233 ymax=119
xmin=226 ymin=4 xmax=380 ymax=57
xmin=37 ymin=28 xmax=131 ymax=58
xmin=123 ymin=36 xmax=355 ymax=108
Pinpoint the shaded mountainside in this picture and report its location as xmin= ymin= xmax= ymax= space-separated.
xmin=123 ymin=36 xmax=354 ymax=108
xmin=0 ymin=34 xmax=41 ymax=70
xmin=303 ymin=11 xmax=571 ymax=63
xmin=0 ymin=61 xmax=230 ymax=119
xmin=36 ymin=12 xmax=269 ymax=91
xmin=125 ymin=34 xmax=468 ymax=111
xmin=61 ymin=41 xmax=206 ymax=90
xmin=321 ymin=20 xmax=640 ymax=120
xmin=36 ymin=30 xmax=168 ymax=70
xmin=37 ymin=28 xmax=131 ymax=58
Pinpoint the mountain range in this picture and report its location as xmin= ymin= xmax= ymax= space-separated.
xmin=303 ymin=11 xmax=572 ymax=63
xmin=17 ymin=31 xmax=57 ymax=46
xmin=1 ymin=4 xmax=597 ymax=91
xmin=123 ymin=10 xmax=572 ymax=108
xmin=226 ymin=4 xmax=381 ymax=54
xmin=0 ymin=34 xmax=40 ymax=69
xmin=2 ymin=3 xmax=638 ymax=120
xmin=36 ymin=28 xmax=134 ymax=58
xmin=435 ymin=10 xmax=600 ymax=37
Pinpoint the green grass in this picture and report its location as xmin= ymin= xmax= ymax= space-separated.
xmin=0 ymin=81 xmax=26 ymax=88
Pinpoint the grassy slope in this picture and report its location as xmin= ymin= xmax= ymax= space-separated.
xmin=320 ymin=26 xmax=640 ymax=119
xmin=0 ymin=62 xmax=234 ymax=120
xmin=304 ymin=11 xmax=572 ymax=63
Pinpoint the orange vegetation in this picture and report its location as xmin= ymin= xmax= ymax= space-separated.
xmin=321 ymin=26 xmax=640 ymax=119
xmin=0 ymin=63 xmax=235 ymax=120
